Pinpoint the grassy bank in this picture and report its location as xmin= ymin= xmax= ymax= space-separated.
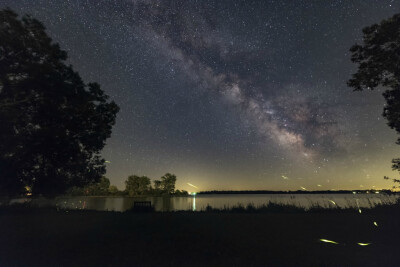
xmin=1 ymin=203 xmax=399 ymax=266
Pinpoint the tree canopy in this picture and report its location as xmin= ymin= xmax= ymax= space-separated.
xmin=348 ymin=13 xmax=400 ymax=186
xmin=0 ymin=9 xmax=119 ymax=196
xmin=125 ymin=175 xmax=151 ymax=196
xmin=67 ymin=177 xmax=122 ymax=196
xmin=123 ymin=173 xmax=184 ymax=196
xmin=161 ymin=173 xmax=177 ymax=195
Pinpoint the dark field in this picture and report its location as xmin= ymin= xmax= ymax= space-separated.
xmin=1 ymin=207 xmax=399 ymax=266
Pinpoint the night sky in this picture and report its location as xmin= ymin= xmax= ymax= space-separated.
xmin=2 ymin=0 xmax=400 ymax=191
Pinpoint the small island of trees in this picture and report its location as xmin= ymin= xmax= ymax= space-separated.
xmin=67 ymin=173 xmax=188 ymax=197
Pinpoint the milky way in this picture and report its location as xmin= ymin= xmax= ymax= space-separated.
xmin=2 ymin=0 xmax=400 ymax=191
xmin=123 ymin=1 xmax=347 ymax=160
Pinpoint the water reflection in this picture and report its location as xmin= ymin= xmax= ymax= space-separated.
xmin=163 ymin=197 xmax=174 ymax=211
xmin=12 ymin=193 xmax=400 ymax=212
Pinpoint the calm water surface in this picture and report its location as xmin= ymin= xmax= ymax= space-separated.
xmin=22 ymin=193 xmax=400 ymax=212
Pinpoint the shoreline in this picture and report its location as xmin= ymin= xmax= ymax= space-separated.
xmin=2 ymin=194 xmax=399 ymax=213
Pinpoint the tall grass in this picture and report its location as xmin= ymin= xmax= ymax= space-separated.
xmin=203 ymin=201 xmax=306 ymax=213
xmin=199 ymin=197 xmax=400 ymax=213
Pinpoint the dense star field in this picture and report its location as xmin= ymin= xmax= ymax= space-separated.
xmin=2 ymin=0 xmax=400 ymax=191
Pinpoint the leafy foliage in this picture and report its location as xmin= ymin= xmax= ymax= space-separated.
xmin=67 ymin=177 xmax=121 ymax=196
xmin=123 ymin=173 xmax=184 ymax=196
xmin=0 ymin=9 xmax=119 ymax=196
xmin=174 ymin=189 xmax=189 ymax=196
xmin=108 ymin=185 xmax=119 ymax=195
xmin=83 ymin=176 xmax=111 ymax=196
xmin=161 ymin=173 xmax=176 ymax=194
xmin=348 ymin=13 xmax=400 ymax=187
xmin=125 ymin=175 xmax=151 ymax=196
xmin=348 ymin=14 xmax=400 ymax=91
xmin=153 ymin=180 xmax=161 ymax=190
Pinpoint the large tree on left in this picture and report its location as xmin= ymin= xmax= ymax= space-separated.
xmin=0 ymin=9 xmax=119 ymax=196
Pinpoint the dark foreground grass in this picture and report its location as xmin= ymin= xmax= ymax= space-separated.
xmin=201 ymin=201 xmax=351 ymax=213
xmin=0 ymin=204 xmax=399 ymax=266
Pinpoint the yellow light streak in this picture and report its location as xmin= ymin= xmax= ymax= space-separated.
xmin=356 ymin=199 xmax=361 ymax=214
xmin=357 ymin=243 xmax=371 ymax=246
xmin=319 ymin=239 xmax=339 ymax=244
xmin=187 ymin=183 xmax=199 ymax=189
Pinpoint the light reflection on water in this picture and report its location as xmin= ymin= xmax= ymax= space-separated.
xmin=15 ymin=193 xmax=399 ymax=212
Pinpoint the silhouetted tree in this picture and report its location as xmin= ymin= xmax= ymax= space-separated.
xmin=174 ymin=189 xmax=188 ymax=196
xmin=108 ymin=185 xmax=119 ymax=195
xmin=0 ymin=9 xmax=119 ymax=196
xmin=161 ymin=173 xmax=176 ymax=195
xmin=151 ymin=179 xmax=162 ymax=195
xmin=67 ymin=177 xmax=121 ymax=196
xmin=125 ymin=175 xmax=151 ymax=196
xmin=83 ymin=176 xmax=111 ymax=196
xmin=153 ymin=180 xmax=161 ymax=190
xmin=348 ymin=13 xmax=400 ymax=187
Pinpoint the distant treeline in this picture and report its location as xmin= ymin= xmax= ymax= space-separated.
xmin=67 ymin=173 xmax=188 ymax=197
xmin=197 ymin=190 xmax=396 ymax=195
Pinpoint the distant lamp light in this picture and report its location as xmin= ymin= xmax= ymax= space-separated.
xmin=25 ymin=185 xmax=32 ymax=196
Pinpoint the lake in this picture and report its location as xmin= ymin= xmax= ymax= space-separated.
xmin=11 ymin=193 xmax=399 ymax=212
